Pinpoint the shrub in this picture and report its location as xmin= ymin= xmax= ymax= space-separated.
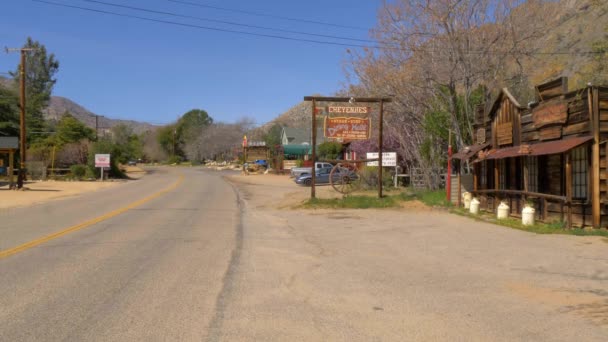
xmin=167 ymin=155 xmax=183 ymax=165
xmin=70 ymin=164 xmax=87 ymax=179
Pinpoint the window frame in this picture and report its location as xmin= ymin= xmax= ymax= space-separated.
xmin=571 ymin=146 xmax=589 ymax=201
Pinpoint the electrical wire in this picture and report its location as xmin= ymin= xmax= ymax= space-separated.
xmin=75 ymin=0 xmax=376 ymax=43
xmin=33 ymin=0 xmax=378 ymax=49
xmin=31 ymin=0 xmax=605 ymax=56
xmin=167 ymin=0 xmax=370 ymax=31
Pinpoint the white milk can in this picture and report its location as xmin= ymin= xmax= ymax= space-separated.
xmin=463 ymin=192 xmax=473 ymax=209
xmin=469 ymin=198 xmax=480 ymax=215
xmin=522 ymin=205 xmax=535 ymax=226
xmin=497 ymin=201 xmax=510 ymax=219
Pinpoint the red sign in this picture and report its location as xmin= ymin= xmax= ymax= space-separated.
xmin=324 ymin=117 xmax=371 ymax=140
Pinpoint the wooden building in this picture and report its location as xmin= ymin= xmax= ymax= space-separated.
xmin=453 ymin=77 xmax=608 ymax=228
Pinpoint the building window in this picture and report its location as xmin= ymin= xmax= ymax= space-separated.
xmin=527 ymin=156 xmax=538 ymax=193
xmin=499 ymin=159 xmax=506 ymax=190
xmin=572 ymin=146 xmax=588 ymax=200
xmin=480 ymin=161 xmax=487 ymax=189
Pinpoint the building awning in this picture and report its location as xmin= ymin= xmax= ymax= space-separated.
xmin=482 ymin=136 xmax=593 ymax=160
xmin=451 ymin=143 xmax=490 ymax=160
xmin=282 ymin=144 xmax=311 ymax=155
xmin=0 ymin=137 xmax=19 ymax=150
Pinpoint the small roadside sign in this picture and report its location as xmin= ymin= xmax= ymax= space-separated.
xmin=366 ymin=152 xmax=397 ymax=167
xmin=95 ymin=154 xmax=110 ymax=168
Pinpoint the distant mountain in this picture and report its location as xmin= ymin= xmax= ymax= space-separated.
xmin=44 ymin=96 xmax=157 ymax=134
xmin=0 ymin=76 xmax=157 ymax=134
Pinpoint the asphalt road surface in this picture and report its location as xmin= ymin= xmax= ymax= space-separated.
xmin=1 ymin=167 xmax=241 ymax=341
xmin=2 ymin=167 xmax=607 ymax=341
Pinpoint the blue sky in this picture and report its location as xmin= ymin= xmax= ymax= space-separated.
xmin=1 ymin=0 xmax=381 ymax=126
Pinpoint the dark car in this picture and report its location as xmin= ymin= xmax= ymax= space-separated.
xmin=295 ymin=167 xmax=358 ymax=186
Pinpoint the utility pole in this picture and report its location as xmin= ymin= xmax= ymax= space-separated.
xmin=5 ymin=47 xmax=36 ymax=189
xmin=95 ymin=115 xmax=99 ymax=140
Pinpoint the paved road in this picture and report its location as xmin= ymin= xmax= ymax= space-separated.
xmin=2 ymin=168 xmax=608 ymax=341
xmin=1 ymin=167 xmax=241 ymax=341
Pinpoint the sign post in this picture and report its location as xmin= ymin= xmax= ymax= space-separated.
xmin=304 ymin=96 xmax=392 ymax=199
xmin=95 ymin=154 xmax=110 ymax=181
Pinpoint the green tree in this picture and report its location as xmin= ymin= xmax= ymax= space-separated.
xmin=11 ymin=37 xmax=59 ymax=143
xmin=317 ymin=142 xmax=343 ymax=160
xmin=263 ymin=123 xmax=283 ymax=147
xmin=157 ymin=124 xmax=179 ymax=157
xmin=109 ymin=124 xmax=143 ymax=163
xmin=0 ymin=85 xmax=19 ymax=136
xmin=54 ymin=112 xmax=95 ymax=145
xmin=177 ymin=109 xmax=213 ymax=147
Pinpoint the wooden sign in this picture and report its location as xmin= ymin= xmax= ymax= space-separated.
xmin=324 ymin=117 xmax=371 ymax=140
xmin=539 ymin=125 xmax=562 ymax=141
xmin=476 ymin=128 xmax=486 ymax=144
xmin=533 ymin=102 xmax=568 ymax=128
xmin=496 ymin=122 xmax=513 ymax=145
xmin=327 ymin=106 xmax=370 ymax=115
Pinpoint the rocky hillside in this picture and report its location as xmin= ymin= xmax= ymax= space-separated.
xmin=0 ymin=76 xmax=156 ymax=134
xmin=44 ymin=96 xmax=157 ymax=134
xmin=527 ymin=0 xmax=608 ymax=87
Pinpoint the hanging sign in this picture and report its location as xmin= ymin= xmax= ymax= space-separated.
xmin=324 ymin=117 xmax=371 ymax=140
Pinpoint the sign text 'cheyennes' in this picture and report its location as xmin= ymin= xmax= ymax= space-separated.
xmin=366 ymin=152 xmax=397 ymax=167
xmin=327 ymin=106 xmax=370 ymax=115
xmin=324 ymin=117 xmax=371 ymax=140
xmin=95 ymin=154 xmax=110 ymax=168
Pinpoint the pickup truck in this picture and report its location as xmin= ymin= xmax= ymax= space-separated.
xmin=290 ymin=162 xmax=334 ymax=178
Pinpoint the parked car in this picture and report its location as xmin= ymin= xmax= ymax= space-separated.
xmin=290 ymin=162 xmax=334 ymax=178
xmin=294 ymin=167 xmax=358 ymax=186
xmin=127 ymin=160 xmax=137 ymax=166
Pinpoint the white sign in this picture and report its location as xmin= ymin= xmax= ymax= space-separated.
xmin=366 ymin=152 xmax=397 ymax=167
xmin=95 ymin=154 xmax=111 ymax=168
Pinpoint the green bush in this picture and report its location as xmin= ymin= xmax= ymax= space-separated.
xmin=87 ymin=139 xmax=126 ymax=179
xmin=359 ymin=166 xmax=394 ymax=189
xmin=167 ymin=155 xmax=183 ymax=165
xmin=70 ymin=164 xmax=87 ymax=179
xmin=317 ymin=142 xmax=343 ymax=160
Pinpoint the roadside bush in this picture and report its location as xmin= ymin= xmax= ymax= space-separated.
xmin=166 ymin=155 xmax=183 ymax=165
xmin=87 ymin=139 xmax=126 ymax=179
xmin=70 ymin=164 xmax=87 ymax=179
xmin=359 ymin=166 xmax=394 ymax=189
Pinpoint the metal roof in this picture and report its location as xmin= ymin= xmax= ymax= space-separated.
xmin=483 ymin=136 xmax=593 ymax=160
xmin=451 ymin=143 xmax=490 ymax=160
xmin=0 ymin=136 xmax=18 ymax=149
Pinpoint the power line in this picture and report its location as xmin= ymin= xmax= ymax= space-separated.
xmin=167 ymin=0 xmax=370 ymax=31
xmin=31 ymin=0 xmax=606 ymax=56
xmin=33 ymin=0 xmax=377 ymax=49
xmin=75 ymin=0 xmax=376 ymax=44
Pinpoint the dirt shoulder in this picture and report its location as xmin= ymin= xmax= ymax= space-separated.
xmin=224 ymin=173 xmax=429 ymax=210
xmin=0 ymin=167 xmax=146 ymax=209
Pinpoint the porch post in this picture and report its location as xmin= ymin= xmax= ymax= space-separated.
xmin=592 ymin=87 xmax=601 ymax=227
xmin=494 ymin=160 xmax=499 ymax=209
xmin=457 ymin=160 xmax=462 ymax=207
xmin=9 ymin=150 xmax=14 ymax=189
xmin=566 ymin=152 xmax=573 ymax=228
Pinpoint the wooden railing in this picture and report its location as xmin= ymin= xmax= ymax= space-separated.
xmin=471 ymin=189 xmax=572 ymax=228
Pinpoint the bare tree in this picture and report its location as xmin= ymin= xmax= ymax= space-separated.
xmin=344 ymin=0 xmax=552 ymax=188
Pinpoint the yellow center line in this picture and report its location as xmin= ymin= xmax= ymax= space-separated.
xmin=0 ymin=175 xmax=185 ymax=260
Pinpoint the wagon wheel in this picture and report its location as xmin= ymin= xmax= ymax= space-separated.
xmin=330 ymin=162 xmax=361 ymax=194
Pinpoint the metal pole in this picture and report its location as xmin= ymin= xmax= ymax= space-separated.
xmin=18 ymin=50 xmax=27 ymax=188
xmin=378 ymin=100 xmax=384 ymax=198
xmin=447 ymin=129 xmax=452 ymax=202
xmin=311 ymin=99 xmax=317 ymax=199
